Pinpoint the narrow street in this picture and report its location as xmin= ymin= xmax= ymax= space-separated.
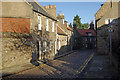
xmin=1 ymin=1 xmax=120 ymax=79
xmin=5 ymin=50 xmax=95 ymax=78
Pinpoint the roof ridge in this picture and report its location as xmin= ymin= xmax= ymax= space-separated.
xmin=35 ymin=1 xmax=57 ymax=20
xmin=24 ymin=0 xmax=33 ymax=8
xmin=77 ymin=29 xmax=96 ymax=36
xmin=26 ymin=0 xmax=56 ymax=21
xmin=34 ymin=0 xmax=48 ymax=14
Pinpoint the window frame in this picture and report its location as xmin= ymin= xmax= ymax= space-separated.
xmin=90 ymin=38 xmax=92 ymax=42
xmin=86 ymin=44 xmax=88 ymax=48
xmin=49 ymin=41 xmax=52 ymax=51
xmin=38 ymin=15 xmax=41 ymax=30
xmin=46 ymin=19 xmax=49 ymax=31
xmin=39 ymin=41 xmax=42 ymax=59
xmin=88 ymin=33 xmax=92 ymax=36
xmin=52 ymin=21 xmax=54 ymax=32
xmin=43 ymin=41 xmax=46 ymax=52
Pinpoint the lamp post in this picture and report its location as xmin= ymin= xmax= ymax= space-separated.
xmin=108 ymin=24 xmax=113 ymax=65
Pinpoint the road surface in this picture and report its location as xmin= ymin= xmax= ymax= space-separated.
xmin=4 ymin=50 xmax=95 ymax=78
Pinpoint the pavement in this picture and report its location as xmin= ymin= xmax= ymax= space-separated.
xmin=81 ymin=54 xmax=120 ymax=79
xmin=1 ymin=50 xmax=74 ymax=78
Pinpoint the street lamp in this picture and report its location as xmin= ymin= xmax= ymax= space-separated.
xmin=108 ymin=24 xmax=113 ymax=65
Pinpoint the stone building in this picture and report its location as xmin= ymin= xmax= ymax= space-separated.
xmin=73 ymin=19 xmax=96 ymax=50
xmin=57 ymin=25 xmax=68 ymax=55
xmin=56 ymin=14 xmax=73 ymax=55
xmin=1 ymin=0 xmax=57 ymax=69
xmin=73 ymin=28 xmax=96 ymax=50
xmin=95 ymin=0 xmax=120 ymax=70
xmin=67 ymin=25 xmax=73 ymax=50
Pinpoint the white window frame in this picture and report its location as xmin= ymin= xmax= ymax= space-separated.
xmin=105 ymin=19 xmax=109 ymax=24
xmin=86 ymin=44 xmax=88 ymax=48
xmin=59 ymin=40 xmax=61 ymax=49
xmin=95 ymin=44 xmax=96 ymax=47
xmin=49 ymin=41 xmax=52 ymax=51
xmin=38 ymin=15 xmax=41 ymax=30
xmin=46 ymin=19 xmax=49 ymax=31
xmin=85 ymin=38 xmax=87 ymax=41
xmin=88 ymin=33 xmax=92 ymax=36
xmin=105 ymin=19 xmax=113 ymax=24
xmin=39 ymin=41 xmax=41 ymax=60
xmin=43 ymin=41 xmax=46 ymax=52
xmin=52 ymin=21 xmax=54 ymax=32
xmin=94 ymin=38 xmax=96 ymax=41
xmin=62 ymin=19 xmax=64 ymax=24
xmin=67 ymin=22 xmax=69 ymax=27
xmin=55 ymin=41 xmax=57 ymax=55
xmin=90 ymin=38 xmax=92 ymax=42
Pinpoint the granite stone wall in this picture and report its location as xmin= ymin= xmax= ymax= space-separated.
xmin=30 ymin=12 xmax=57 ymax=61
xmin=97 ymin=26 xmax=109 ymax=54
xmin=57 ymin=35 xmax=68 ymax=55
xmin=2 ymin=32 xmax=32 ymax=69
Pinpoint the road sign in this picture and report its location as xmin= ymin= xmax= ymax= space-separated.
xmin=108 ymin=26 xmax=113 ymax=32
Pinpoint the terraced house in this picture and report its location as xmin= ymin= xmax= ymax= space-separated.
xmin=95 ymin=0 xmax=120 ymax=70
xmin=56 ymin=14 xmax=73 ymax=55
xmin=66 ymin=23 xmax=73 ymax=50
xmin=1 ymin=0 xmax=57 ymax=69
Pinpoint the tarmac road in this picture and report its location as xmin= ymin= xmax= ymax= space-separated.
xmin=4 ymin=49 xmax=95 ymax=78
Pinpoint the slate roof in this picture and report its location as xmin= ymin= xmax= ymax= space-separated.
xmin=76 ymin=29 xmax=96 ymax=36
xmin=26 ymin=0 xmax=57 ymax=21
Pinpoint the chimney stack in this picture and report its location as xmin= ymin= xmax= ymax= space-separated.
xmin=44 ymin=5 xmax=56 ymax=18
xmin=57 ymin=13 xmax=65 ymax=24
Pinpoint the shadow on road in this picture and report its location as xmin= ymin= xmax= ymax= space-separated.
xmin=30 ymin=52 xmax=40 ymax=66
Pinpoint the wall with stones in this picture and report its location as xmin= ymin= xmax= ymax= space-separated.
xmin=95 ymin=1 xmax=120 ymax=55
xmin=1 ymin=1 xmax=32 ymax=33
xmin=95 ymin=1 xmax=119 ymax=28
xmin=2 ymin=32 xmax=32 ymax=69
xmin=97 ymin=26 xmax=109 ymax=54
xmin=44 ymin=5 xmax=56 ymax=19
xmin=57 ymin=21 xmax=68 ymax=33
xmin=67 ymin=30 xmax=73 ymax=50
xmin=57 ymin=35 xmax=68 ymax=55
xmin=30 ymin=11 xmax=57 ymax=61
xmin=95 ymin=1 xmax=111 ymax=23
xmin=1 ymin=1 xmax=57 ymax=69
